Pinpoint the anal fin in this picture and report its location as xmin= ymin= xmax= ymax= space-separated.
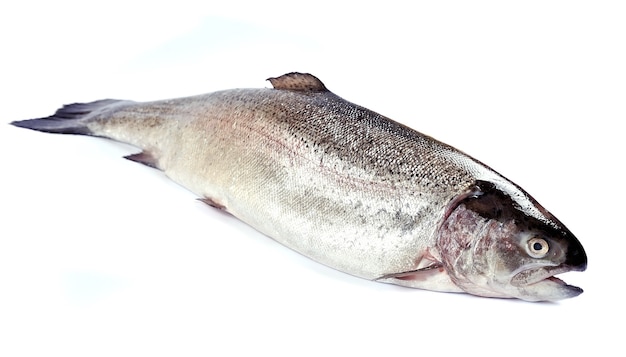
xmin=124 ymin=151 xmax=160 ymax=170
xmin=198 ymin=197 xmax=231 ymax=215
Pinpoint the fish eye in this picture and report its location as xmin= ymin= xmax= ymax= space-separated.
xmin=527 ymin=237 xmax=550 ymax=258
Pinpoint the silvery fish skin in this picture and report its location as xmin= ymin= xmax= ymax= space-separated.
xmin=11 ymin=72 xmax=587 ymax=301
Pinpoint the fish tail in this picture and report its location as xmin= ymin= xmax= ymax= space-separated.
xmin=10 ymin=99 xmax=127 ymax=135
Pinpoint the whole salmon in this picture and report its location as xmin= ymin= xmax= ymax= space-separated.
xmin=11 ymin=72 xmax=587 ymax=301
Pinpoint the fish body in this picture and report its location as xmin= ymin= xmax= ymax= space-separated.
xmin=11 ymin=72 xmax=587 ymax=301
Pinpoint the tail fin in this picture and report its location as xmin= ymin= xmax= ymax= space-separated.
xmin=10 ymin=99 xmax=125 ymax=135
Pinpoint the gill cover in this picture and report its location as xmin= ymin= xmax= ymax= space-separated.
xmin=437 ymin=180 xmax=587 ymax=301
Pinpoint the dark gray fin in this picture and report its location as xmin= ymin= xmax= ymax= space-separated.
xmin=10 ymin=99 xmax=123 ymax=135
xmin=267 ymin=72 xmax=328 ymax=92
xmin=198 ymin=197 xmax=231 ymax=214
xmin=124 ymin=151 xmax=161 ymax=170
xmin=376 ymin=264 xmax=444 ymax=281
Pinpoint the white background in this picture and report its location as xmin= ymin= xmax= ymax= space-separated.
xmin=1 ymin=1 xmax=624 ymax=356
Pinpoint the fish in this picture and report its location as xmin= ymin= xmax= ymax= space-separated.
xmin=11 ymin=72 xmax=587 ymax=301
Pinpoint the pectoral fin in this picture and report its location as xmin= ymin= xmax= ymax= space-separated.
xmin=376 ymin=263 xmax=463 ymax=293
xmin=377 ymin=264 xmax=444 ymax=281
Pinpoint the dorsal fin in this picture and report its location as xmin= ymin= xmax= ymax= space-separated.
xmin=267 ymin=72 xmax=328 ymax=92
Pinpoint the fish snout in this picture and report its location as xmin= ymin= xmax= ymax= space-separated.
xmin=564 ymin=237 xmax=587 ymax=272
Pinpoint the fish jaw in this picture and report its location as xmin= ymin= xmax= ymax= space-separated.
xmin=436 ymin=181 xmax=587 ymax=301
xmin=507 ymin=218 xmax=587 ymax=301
xmin=509 ymin=265 xmax=585 ymax=301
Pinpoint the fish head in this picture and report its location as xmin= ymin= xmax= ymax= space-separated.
xmin=436 ymin=180 xmax=587 ymax=301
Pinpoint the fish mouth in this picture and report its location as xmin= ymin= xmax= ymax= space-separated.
xmin=510 ymin=265 xmax=584 ymax=301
